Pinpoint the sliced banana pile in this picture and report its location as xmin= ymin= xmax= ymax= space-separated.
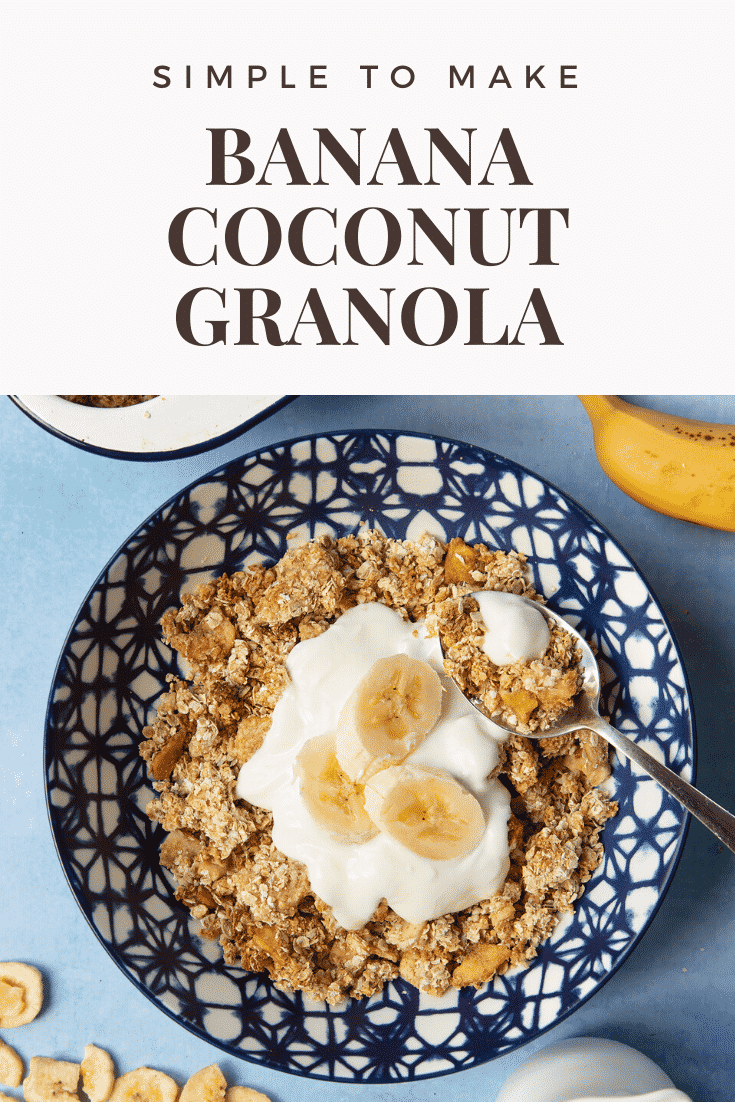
xmin=5 ymin=1052 xmax=271 ymax=1102
xmin=295 ymin=654 xmax=487 ymax=861
xmin=0 ymin=959 xmax=270 ymax=1101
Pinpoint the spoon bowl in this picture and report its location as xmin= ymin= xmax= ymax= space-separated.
xmin=444 ymin=593 xmax=735 ymax=852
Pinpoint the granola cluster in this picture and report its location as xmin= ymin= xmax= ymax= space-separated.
xmin=140 ymin=529 xmax=617 ymax=1004
xmin=59 ymin=395 xmax=156 ymax=407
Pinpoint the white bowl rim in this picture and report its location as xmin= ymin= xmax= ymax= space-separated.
xmin=9 ymin=394 xmax=295 ymax=461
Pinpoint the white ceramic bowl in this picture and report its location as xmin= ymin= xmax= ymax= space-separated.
xmin=495 ymin=1037 xmax=689 ymax=1102
xmin=9 ymin=394 xmax=294 ymax=460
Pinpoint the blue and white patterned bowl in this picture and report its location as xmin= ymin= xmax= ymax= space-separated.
xmin=45 ymin=431 xmax=694 ymax=1082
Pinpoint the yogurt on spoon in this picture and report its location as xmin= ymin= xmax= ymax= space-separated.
xmin=473 ymin=589 xmax=550 ymax=665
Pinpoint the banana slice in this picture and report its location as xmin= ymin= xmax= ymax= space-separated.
xmin=0 ymin=1039 xmax=23 ymax=1088
xmin=0 ymin=962 xmax=43 ymax=1027
xmin=336 ymin=654 xmax=443 ymax=782
xmin=180 ymin=1064 xmax=226 ymax=1102
xmin=108 ymin=1067 xmax=180 ymax=1102
xmin=363 ymin=763 xmax=485 ymax=861
xmin=81 ymin=1045 xmax=115 ymax=1102
xmin=225 ymin=1090 xmax=272 ymax=1102
xmin=295 ymin=732 xmax=378 ymax=842
xmin=22 ymin=1056 xmax=80 ymax=1102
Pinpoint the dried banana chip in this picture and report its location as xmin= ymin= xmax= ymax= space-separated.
xmin=180 ymin=1064 xmax=226 ymax=1101
xmin=0 ymin=1039 xmax=23 ymax=1088
xmin=224 ymin=1090 xmax=272 ymax=1102
xmin=22 ymin=1055 xmax=80 ymax=1102
xmin=81 ymin=1045 xmax=115 ymax=1102
xmin=0 ymin=962 xmax=43 ymax=1027
xmin=108 ymin=1067 xmax=179 ymax=1102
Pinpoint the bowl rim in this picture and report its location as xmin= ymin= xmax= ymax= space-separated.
xmin=43 ymin=427 xmax=695 ymax=1079
xmin=8 ymin=394 xmax=297 ymax=461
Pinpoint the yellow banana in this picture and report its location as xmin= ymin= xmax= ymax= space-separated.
xmin=578 ymin=395 xmax=735 ymax=531
xmin=336 ymin=654 xmax=443 ymax=783
xmin=295 ymin=731 xmax=378 ymax=843
xmin=362 ymin=763 xmax=485 ymax=861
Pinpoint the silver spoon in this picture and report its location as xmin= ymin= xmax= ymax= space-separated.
xmin=443 ymin=594 xmax=735 ymax=853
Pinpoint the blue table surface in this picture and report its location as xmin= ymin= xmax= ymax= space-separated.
xmin=1 ymin=394 xmax=733 ymax=1102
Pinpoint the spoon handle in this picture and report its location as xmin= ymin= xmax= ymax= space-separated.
xmin=589 ymin=716 xmax=735 ymax=853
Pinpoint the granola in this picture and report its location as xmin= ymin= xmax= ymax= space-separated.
xmin=58 ymin=395 xmax=157 ymax=407
xmin=433 ymin=544 xmax=583 ymax=733
xmin=140 ymin=530 xmax=617 ymax=1003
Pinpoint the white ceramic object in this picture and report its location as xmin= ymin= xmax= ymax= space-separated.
xmin=495 ymin=1037 xmax=690 ymax=1102
xmin=10 ymin=394 xmax=292 ymax=459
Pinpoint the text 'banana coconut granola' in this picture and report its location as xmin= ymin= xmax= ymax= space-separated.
xmin=140 ymin=530 xmax=617 ymax=1003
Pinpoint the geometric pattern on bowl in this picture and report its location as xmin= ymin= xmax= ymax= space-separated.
xmin=45 ymin=430 xmax=694 ymax=1081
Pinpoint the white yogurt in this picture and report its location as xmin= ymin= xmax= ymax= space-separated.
xmin=474 ymin=590 xmax=550 ymax=666
xmin=236 ymin=602 xmax=511 ymax=930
